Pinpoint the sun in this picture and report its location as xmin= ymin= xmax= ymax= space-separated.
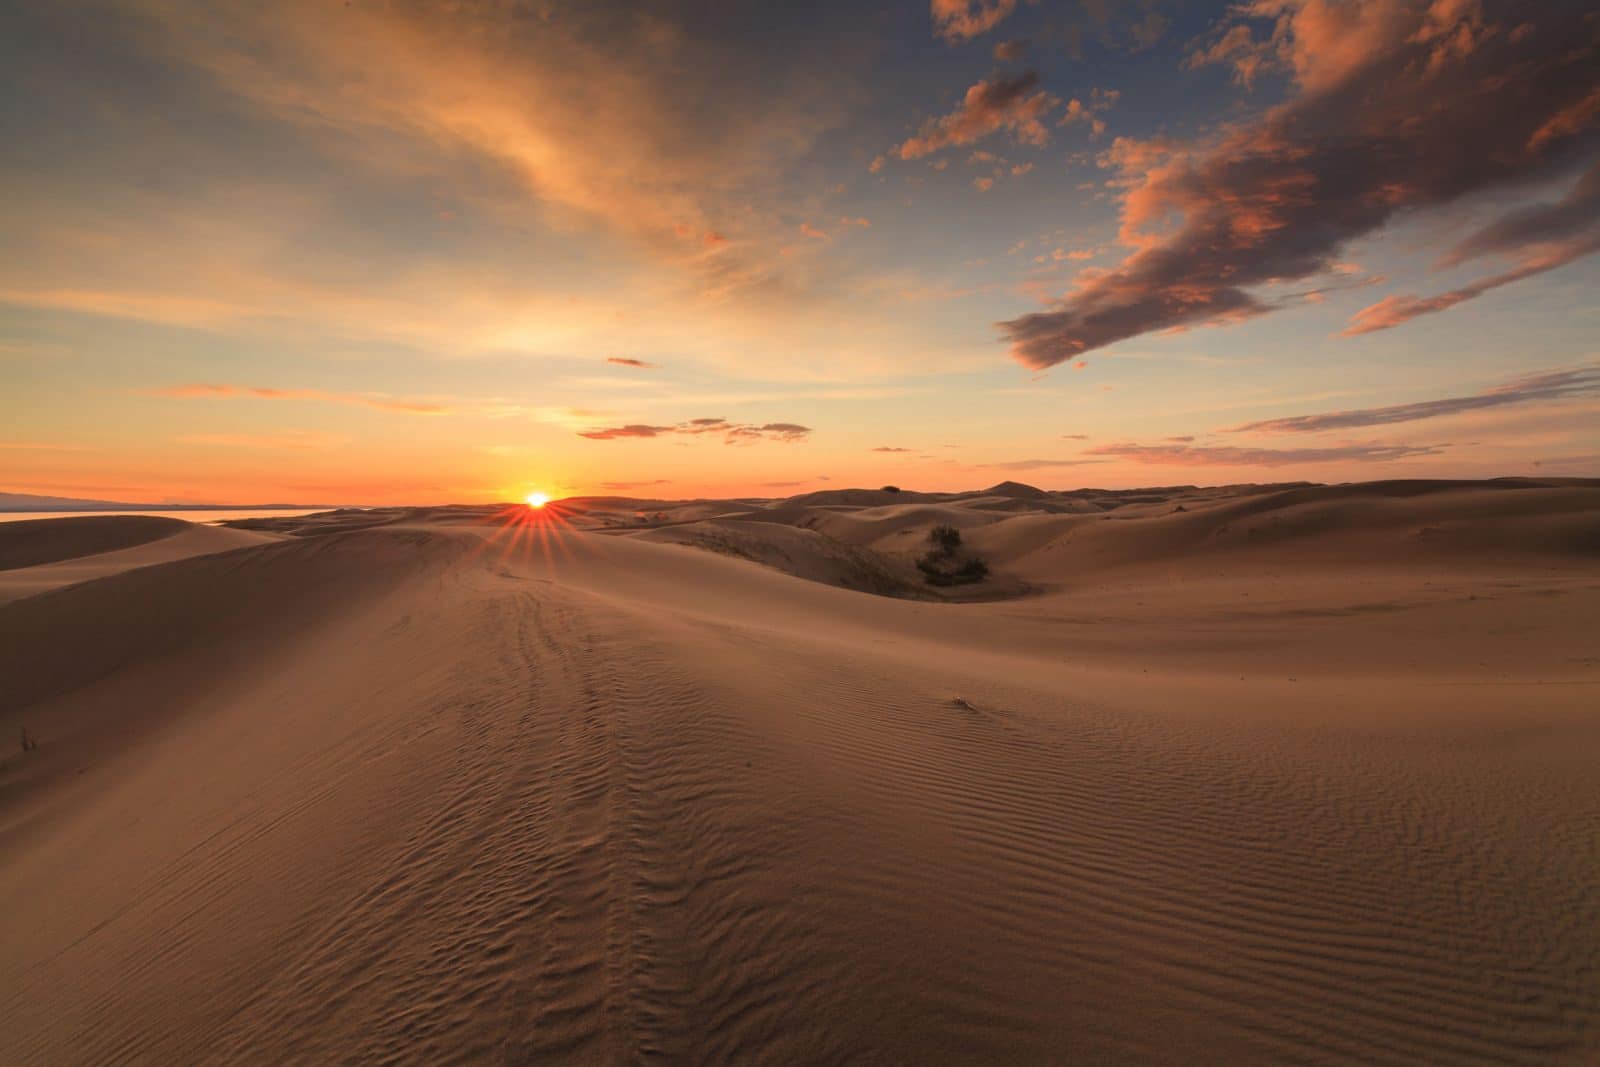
xmin=525 ymin=491 xmax=549 ymax=509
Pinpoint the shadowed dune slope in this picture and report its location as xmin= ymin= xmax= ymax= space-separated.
xmin=0 ymin=515 xmax=190 ymax=570
xmin=1 ymin=505 xmax=1597 ymax=1063
xmin=0 ymin=520 xmax=280 ymax=605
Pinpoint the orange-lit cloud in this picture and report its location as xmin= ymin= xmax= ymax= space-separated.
xmin=1001 ymin=2 xmax=1600 ymax=368
xmin=931 ymin=0 xmax=1018 ymax=43
xmin=578 ymin=418 xmax=812 ymax=444
xmin=894 ymin=72 xmax=1057 ymax=161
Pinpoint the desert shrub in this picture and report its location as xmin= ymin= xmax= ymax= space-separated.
xmin=881 ymin=485 xmax=900 ymax=493
xmin=956 ymin=557 xmax=988 ymax=581
xmin=916 ymin=525 xmax=988 ymax=586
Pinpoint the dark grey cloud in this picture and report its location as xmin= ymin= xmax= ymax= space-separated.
xmin=1229 ymin=364 xmax=1600 ymax=434
xmin=1000 ymin=3 xmax=1600 ymax=368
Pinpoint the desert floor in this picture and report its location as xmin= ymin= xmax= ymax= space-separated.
xmin=2 ymin=479 xmax=1597 ymax=1064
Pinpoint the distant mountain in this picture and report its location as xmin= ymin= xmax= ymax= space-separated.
xmin=0 ymin=491 xmax=338 ymax=512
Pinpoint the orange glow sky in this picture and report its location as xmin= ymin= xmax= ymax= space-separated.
xmin=1 ymin=1 xmax=1596 ymax=505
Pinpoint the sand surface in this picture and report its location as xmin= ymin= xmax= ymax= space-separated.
xmin=1 ymin=480 xmax=1597 ymax=1063
xmin=0 ymin=516 xmax=280 ymax=605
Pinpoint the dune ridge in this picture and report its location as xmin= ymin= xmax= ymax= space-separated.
xmin=1 ymin=479 xmax=1597 ymax=1063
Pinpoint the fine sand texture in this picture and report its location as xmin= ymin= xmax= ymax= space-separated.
xmin=1 ymin=479 xmax=1597 ymax=1063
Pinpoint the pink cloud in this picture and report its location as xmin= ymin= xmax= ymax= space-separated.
xmin=1000 ymin=3 xmax=1600 ymax=368
xmin=894 ymin=72 xmax=1057 ymax=161
xmin=931 ymin=0 xmax=1018 ymax=43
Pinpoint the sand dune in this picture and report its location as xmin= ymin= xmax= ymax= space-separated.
xmin=0 ymin=517 xmax=279 ymax=605
xmin=0 ymin=515 xmax=193 ymax=570
xmin=1 ymin=480 xmax=1597 ymax=1063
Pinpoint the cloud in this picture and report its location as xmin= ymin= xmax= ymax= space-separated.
xmin=1345 ymin=161 xmax=1600 ymax=334
xmin=1060 ymin=433 xmax=1089 ymax=440
xmin=579 ymin=418 xmax=811 ymax=444
xmin=993 ymin=39 xmax=1028 ymax=61
xmin=1086 ymin=442 xmax=1444 ymax=467
xmin=606 ymin=357 xmax=659 ymax=369
xmin=1000 ymin=2 xmax=1600 ymax=368
xmin=148 ymin=383 xmax=450 ymax=414
xmin=932 ymin=0 xmax=1018 ymax=42
xmin=599 ymin=479 xmax=670 ymax=490
xmin=1228 ymin=364 xmax=1600 ymax=434
xmin=0 ymin=441 xmax=90 ymax=452
xmin=577 ymin=424 xmax=674 ymax=440
xmin=178 ymin=431 xmax=349 ymax=449
xmin=981 ymin=457 xmax=1107 ymax=470
xmin=894 ymin=71 xmax=1058 ymax=161
xmin=872 ymin=446 xmax=913 ymax=452
xmin=1057 ymin=87 xmax=1120 ymax=139
xmin=94 ymin=0 xmax=861 ymax=309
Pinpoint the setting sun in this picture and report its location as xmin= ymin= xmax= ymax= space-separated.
xmin=525 ymin=491 xmax=549 ymax=509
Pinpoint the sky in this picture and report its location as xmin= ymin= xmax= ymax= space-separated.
xmin=1 ymin=0 xmax=1596 ymax=505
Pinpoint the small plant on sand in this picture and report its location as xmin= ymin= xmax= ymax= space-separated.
xmin=917 ymin=524 xmax=988 ymax=586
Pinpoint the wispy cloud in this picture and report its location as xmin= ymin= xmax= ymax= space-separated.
xmin=148 ymin=383 xmax=451 ymax=414
xmin=871 ymin=446 xmax=912 ymax=453
xmin=598 ymin=479 xmax=670 ymax=490
xmin=1086 ymin=442 xmax=1444 ymax=467
xmin=579 ymin=418 xmax=811 ymax=444
xmin=606 ymin=357 xmax=659 ymax=369
xmin=1000 ymin=4 xmax=1599 ymax=367
xmin=178 ymin=431 xmax=350 ymax=449
xmin=979 ymin=457 xmax=1106 ymax=470
xmin=1228 ymin=364 xmax=1600 ymax=434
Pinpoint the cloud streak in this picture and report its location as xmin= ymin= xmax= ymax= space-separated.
xmin=1345 ymin=162 xmax=1600 ymax=334
xmin=1000 ymin=1 xmax=1600 ymax=368
xmin=606 ymin=357 xmax=659 ymax=369
xmin=1086 ymin=442 xmax=1445 ymax=467
xmin=149 ymin=383 xmax=450 ymax=414
xmin=1228 ymin=364 xmax=1600 ymax=433
xmin=578 ymin=418 xmax=811 ymax=444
